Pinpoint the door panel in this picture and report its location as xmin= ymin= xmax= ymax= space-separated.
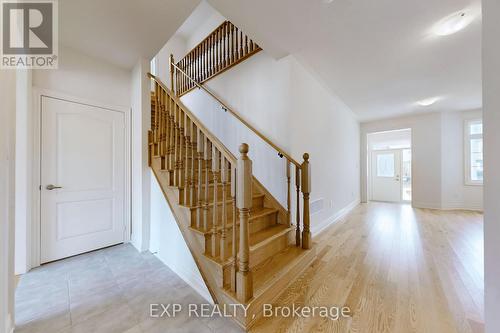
xmin=41 ymin=96 xmax=125 ymax=263
xmin=371 ymin=150 xmax=402 ymax=202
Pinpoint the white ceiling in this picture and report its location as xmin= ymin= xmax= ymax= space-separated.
xmin=207 ymin=0 xmax=482 ymax=121
xmin=59 ymin=0 xmax=200 ymax=69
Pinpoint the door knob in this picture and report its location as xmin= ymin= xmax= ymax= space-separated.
xmin=46 ymin=184 xmax=62 ymax=190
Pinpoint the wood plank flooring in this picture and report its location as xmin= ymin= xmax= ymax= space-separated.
xmin=250 ymin=202 xmax=484 ymax=333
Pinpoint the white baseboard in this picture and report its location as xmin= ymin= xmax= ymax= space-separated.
xmin=311 ymin=199 xmax=360 ymax=235
xmin=413 ymin=201 xmax=483 ymax=212
xmin=440 ymin=204 xmax=483 ymax=212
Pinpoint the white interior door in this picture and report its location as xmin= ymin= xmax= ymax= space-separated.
xmin=41 ymin=96 xmax=125 ymax=263
xmin=371 ymin=149 xmax=402 ymax=202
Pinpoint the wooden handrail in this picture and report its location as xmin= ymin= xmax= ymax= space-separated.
xmin=171 ymin=62 xmax=301 ymax=168
xmin=148 ymin=72 xmax=236 ymax=165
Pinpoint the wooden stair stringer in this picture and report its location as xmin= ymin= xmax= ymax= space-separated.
xmin=151 ymin=158 xmax=227 ymax=305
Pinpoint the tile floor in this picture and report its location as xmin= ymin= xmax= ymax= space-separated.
xmin=15 ymin=244 xmax=243 ymax=333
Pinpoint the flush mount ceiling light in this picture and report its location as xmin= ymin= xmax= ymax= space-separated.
xmin=322 ymin=0 xmax=334 ymax=3
xmin=432 ymin=10 xmax=474 ymax=36
xmin=417 ymin=97 xmax=440 ymax=107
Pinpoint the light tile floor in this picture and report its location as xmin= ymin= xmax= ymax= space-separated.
xmin=15 ymin=244 xmax=243 ymax=333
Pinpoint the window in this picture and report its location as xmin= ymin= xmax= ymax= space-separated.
xmin=376 ymin=153 xmax=395 ymax=177
xmin=465 ymin=119 xmax=483 ymax=185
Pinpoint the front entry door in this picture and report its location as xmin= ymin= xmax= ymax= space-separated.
xmin=371 ymin=149 xmax=402 ymax=202
xmin=41 ymin=96 xmax=125 ymax=263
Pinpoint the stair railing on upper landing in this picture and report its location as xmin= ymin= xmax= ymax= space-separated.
xmin=148 ymin=21 xmax=311 ymax=304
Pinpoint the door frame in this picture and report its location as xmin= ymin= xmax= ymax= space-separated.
xmin=31 ymin=88 xmax=131 ymax=268
xmin=368 ymin=147 xmax=413 ymax=203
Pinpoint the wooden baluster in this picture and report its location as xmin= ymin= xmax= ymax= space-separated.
xmin=216 ymin=28 xmax=220 ymax=72
xmin=183 ymin=55 xmax=189 ymax=93
xmin=184 ymin=54 xmax=188 ymax=90
xmin=220 ymin=157 xmax=228 ymax=261
xmin=295 ymin=165 xmax=301 ymax=246
xmin=168 ymin=98 xmax=175 ymax=181
xmin=169 ymin=54 xmax=175 ymax=95
xmin=184 ymin=114 xmax=191 ymax=205
xmin=196 ymin=129 xmax=204 ymax=229
xmin=189 ymin=122 xmax=196 ymax=207
xmin=239 ymin=30 xmax=243 ymax=59
xmin=301 ymin=153 xmax=311 ymax=249
xmin=188 ymin=53 xmax=192 ymax=89
xmin=199 ymin=45 xmax=203 ymax=81
xmin=178 ymin=109 xmax=185 ymax=195
xmin=223 ymin=22 xmax=227 ymax=68
xmin=244 ymin=35 xmax=249 ymax=55
xmin=211 ymin=147 xmax=220 ymax=257
xmin=197 ymin=45 xmax=201 ymax=82
xmin=178 ymin=59 xmax=182 ymax=94
xmin=220 ymin=26 xmax=224 ymax=70
xmin=212 ymin=33 xmax=216 ymax=73
xmin=203 ymin=137 xmax=211 ymax=231
xmin=197 ymin=46 xmax=200 ymax=82
xmin=228 ymin=23 xmax=232 ymax=65
xmin=160 ymin=89 xmax=166 ymax=170
xmin=200 ymin=43 xmax=204 ymax=81
xmin=194 ymin=48 xmax=197 ymax=83
xmin=236 ymin=143 xmax=253 ymax=302
xmin=234 ymin=26 xmax=239 ymax=61
xmin=286 ymin=160 xmax=291 ymax=225
xmin=158 ymin=86 xmax=162 ymax=155
xmin=205 ymin=39 xmax=209 ymax=78
xmin=230 ymin=163 xmax=237 ymax=292
xmin=164 ymin=91 xmax=170 ymax=163
xmin=173 ymin=104 xmax=179 ymax=186
xmin=230 ymin=23 xmax=234 ymax=64
xmin=153 ymin=82 xmax=159 ymax=154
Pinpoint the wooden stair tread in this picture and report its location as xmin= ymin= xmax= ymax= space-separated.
xmin=189 ymin=207 xmax=278 ymax=236
xmin=188 ymin=193 xmax=265 ymax=211
xmin=221 ymin=245 xmax=312 ymax=299
xmin=252 ymin=246 xmax=309 ymax=295
xmin=249 ymin=224 xmax=289 ymax=247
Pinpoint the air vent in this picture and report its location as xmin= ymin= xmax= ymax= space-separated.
xmin=310 ymin=198 xmax=324 ymax=215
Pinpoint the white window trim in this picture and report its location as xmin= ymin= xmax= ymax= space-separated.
xmin=464 ymin=119 xmax=483 ymax=186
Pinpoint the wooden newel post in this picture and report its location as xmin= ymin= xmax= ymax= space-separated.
xmin=301 ymin=153 xmax=311 ymax=250
xmin=236 ymin=143 xmax=253 ymax=302
xmin=169 ymin=54 xmax=175 ymax=95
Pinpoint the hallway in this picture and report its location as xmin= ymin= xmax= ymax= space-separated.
xmin=251 ymin=203 xmax=484 ymax=333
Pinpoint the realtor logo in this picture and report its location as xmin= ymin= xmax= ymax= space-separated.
xmin=1 ymin=0 xmax=58 ymax=69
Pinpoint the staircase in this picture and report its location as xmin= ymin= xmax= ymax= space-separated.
xmin=147 ymin=21 xmax=315 ymax=330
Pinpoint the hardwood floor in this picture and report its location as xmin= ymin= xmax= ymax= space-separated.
xmin=250 ymin=202 xmax=484 ymax=333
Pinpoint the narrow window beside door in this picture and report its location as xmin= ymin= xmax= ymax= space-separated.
xmin=465 ymin=119 xmax=483 ymax=185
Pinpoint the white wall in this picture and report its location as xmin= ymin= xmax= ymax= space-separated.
xmin=156 ymin=2 xmax=360 ymax=236
xmin=131 ymin=59 xmax=151 ymax=252
xmin=361 ymin=110 xmax=483 ymax=210
xmin=155 ymin=35 xmax=186 ymax=87
xmin=368 ymin=129 xmax=411 ymax=150
xmin=361 ymin=112 xmax=443 ymax=208
xmin=483 ymin=0 xmax=500 ymax=331
xmin=0 ymin=70 xmax=17 ymax=333
xmin=33 ymin=45 xmax=131 ymax=108
xmin=149 ymin=174 xmax=212 ymax=302
xmin=15 ymin=70 xmax=32 ymax=275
